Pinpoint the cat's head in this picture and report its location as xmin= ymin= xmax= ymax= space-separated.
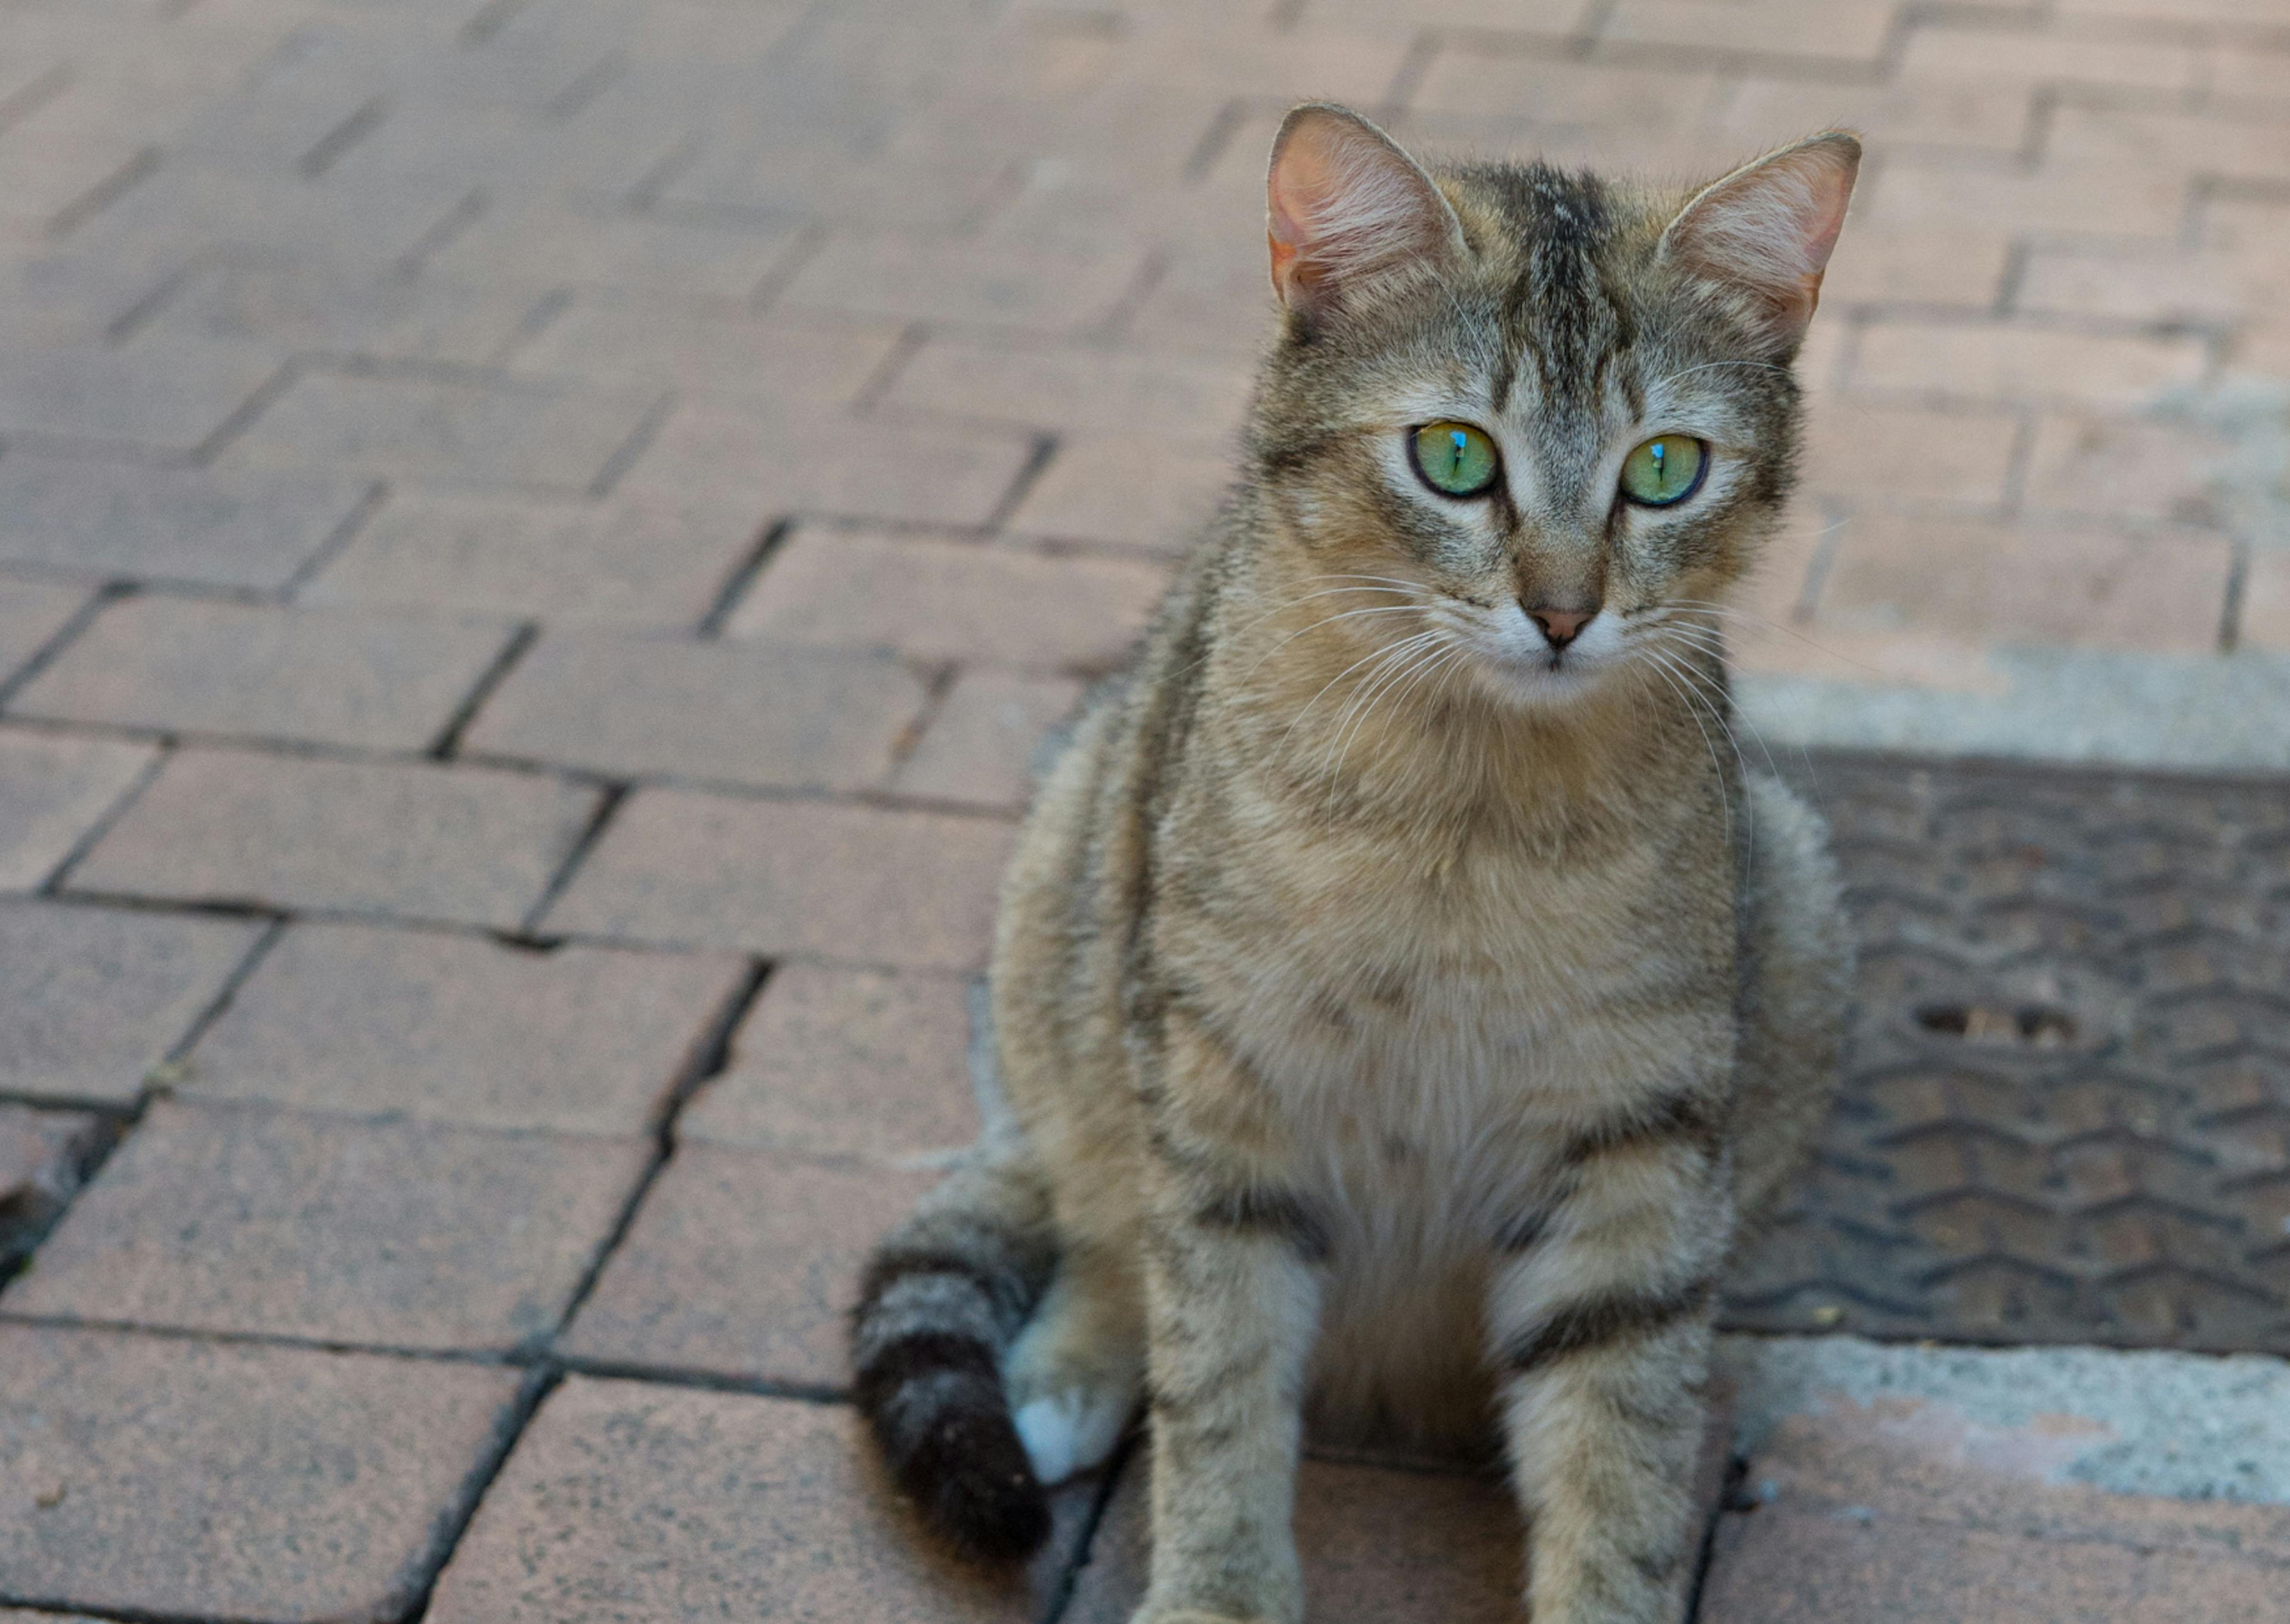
xmin=1248 ymin=104 xmax=1858 ymax=710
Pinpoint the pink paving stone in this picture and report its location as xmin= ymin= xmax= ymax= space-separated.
xmin=2020 ymin=413 xmax=2238 ymax=528
xmin=0 ymin=732 xmax=153 ymax=891
xmin=542 ymin=791 xmax=1013 ymax=970
xmin=67 ymin=748 xmax=600 ymax=929
xmin=182 ymin=923 xmax=748 ymax=1135
xmin=681 ymin=964 xmax=981 ymax=1160
xmin=0 ymin=579 xmax=88 ymax=680
xmin=425 ymin=1378 xmax=1096 ymax=1624
xmin=778 ymin=232 xmax=1143 ymax=334
xmin=6 ymin=1099 xmax=651 ymax=1351
xmin=300 ymin=491 xmax=768 ymax=629
xmin=462 ymin=628 xmax=928 ymax=792
xmin=1850 ymin=321 xmax=2209 ymax=410
xmin=1007 ymin=432 xmax=1233 ymax=554
xmin=1698 ymin=1370 xmax=2290 ymax=1623
xmin=2242 ymin=549 xmax=2290 ymax=655
xmin=0 ymin=1325 xmax=523 ymax=1622
xmin=510 ymin=302 xmax=906 ymax=405
xmin=1064 ymin=1454 xmax=1523 ymax=1624
xmin=7 ymin=596 xmax=515 ymax=752
xmin=0 ymin=900 xmax=261 ymax=1106
xmin=1799 ymin=402 xmax=2022 ymax=510
xmin=892 ymin=670 xmax=1081 ymax=811
xmin=885 ymin=339 xmax=1255 ymax=451
xmin=561 ymin=1143 xmax=937 ymax=1387
xmin=724 ymin=527 xmax=1167 ymax=671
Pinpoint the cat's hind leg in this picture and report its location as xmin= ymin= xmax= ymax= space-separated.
xmin=1004 ymin=1240 xmax=1146 ymax=1483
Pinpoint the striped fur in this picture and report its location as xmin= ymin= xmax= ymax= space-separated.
xmin=854 ymin=105 xmax=1856 ymax=1623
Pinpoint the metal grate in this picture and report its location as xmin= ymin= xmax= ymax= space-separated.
xmin=1724 ymin=753 xmax=2290 ymax=1354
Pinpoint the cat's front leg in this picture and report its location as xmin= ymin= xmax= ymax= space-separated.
xmin=1131 ymin=1010 xmax=1324 ymax=1624
xmin=1487 ymin=1097 xmax=1732 ymax=1624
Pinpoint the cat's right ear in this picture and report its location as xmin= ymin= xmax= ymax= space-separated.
xmin=1267 ymin=103 xmax=1465 ymax=320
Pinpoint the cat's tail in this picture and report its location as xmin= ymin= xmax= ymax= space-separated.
xmin=851 ymin=1141 xmax=1060 ymax=1561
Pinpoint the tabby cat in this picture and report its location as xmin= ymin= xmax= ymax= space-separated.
xmin=853 ymin=103 xmax=1858 ymax=1624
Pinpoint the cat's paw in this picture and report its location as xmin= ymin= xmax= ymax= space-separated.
xmin=1011 ymin=1386 xmax=1129 ymax=1484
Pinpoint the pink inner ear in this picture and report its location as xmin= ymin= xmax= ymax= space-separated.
xmin=1665 ymin=136 xmax=1860 ymax=346
xmin=1265 ymin=107 xmax=1461 ymax=313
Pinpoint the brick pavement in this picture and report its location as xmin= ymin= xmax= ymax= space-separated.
xmin=0 ymin=0 xmax=2283 ymax=1619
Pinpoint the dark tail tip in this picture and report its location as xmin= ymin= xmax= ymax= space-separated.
xmin=856 ymin=1334 xmax=1051 ymax=1563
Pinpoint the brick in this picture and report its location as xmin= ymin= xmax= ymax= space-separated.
xmin=682 ymin=965 xmax=982 ymax=1158
xmin=0 ymin=1324 xmax=523 ymax=1621
xmin=2021 ymin=414 xmax=2236 ymax=527
xmin=617 ymin=401 xmax=1034 ymax=526
xmin=1862 ymin=162 xmax=2188 ymax=241
xmin=779 ymin=233 xmax=1143 ymax=333
xmin=2049 ymin=106 xmax=2290 ymax=187
xmin=70 ymin=166 xmax=478 ymax=280
xmin=0 ymin=732 xmax=153 ymax=891
xmin=0 ymin=128 xmax=153 ymax=233
xmin=561 ymin=1143 xmax=933 ymax=1385
xmin=1601 ymin=0 xmax=1897 ymax=63
xmin=886 ymin=339 xmax=1254 ymax=450
xmin=70 ymin=749 xmax=598 ymax=929
xmin=892 ymin=670 xmax=1081 ymax=810
xmin=0 ymin=337 xmax=280 ymax=453
xmin=1712 ymin=75 xmax=2031 ymax=156
xmin=1800 ymin=403 xmax=2022 ymax=510
xmin=1817 ymin=514 xmax=2233 ymax=652
xmin=426 ymin=1377 xmax=1094 ymax=1623
xmin=222 ymin=367 xmax=664 ymax=490
xmin=1064 ymin=1452 xmax=1524 ymax=1624
xmin=725 ymin=528 xmax=1166 ymax=669
xmin=139 ymin=261 xmax=537 ymax=365
xmin=418 ymin=201 xmax=806 ymax=297
xmin=298 ymin=491 xmax=761 ymax=628
xmin=1112 ymin=241 xmax=1278 ymax=358
xmin=0 ymin=459 xmax=373 ymax=590
xmin=10 ymin=597 xmax=514 ymax=752
xmin=184 ymin=923 xmax=746 ymax=1135
xmin=1896 ymin=24 xmax=2200 ymax=92
xmin=658 ymin=138 xmax=1010 ymax=234
xmin=2016 ymin=246 xmax=2259 ymax=326
xmin=0 ymin=579 xmax=89 ymax=681
xmin=2208 ymin=42 xmax=2290 ymax=111
xmin=511 ymin=301 xmax=903 ymax=405
xmin=0 ymin=1104 xmax=107 ymax=1266
xmin=1007 ymin=432 xmax=1232 ymax=553
xmin=1850 ymin=321 xmax=2208 ymax=410
xmin=1121 ymin=18 xmax=1413 ymax=103
xmin=2242 ymin=548 xmax=2290 ymax=656
xmin=0 ymin=900 xmax=258 ymax=1105
xmin=463 ymin=628 xmax=925 ymax=791
xmin=543 ymin=791 xmax=1012 ymax=969
xmin=1409 ymin=48 xmax=1719 ymax=134
xmin=1700 ymin=1507 xmax=2287 ymax=1623
xmin=10 ymin=1099 xmax=650 ymax=1350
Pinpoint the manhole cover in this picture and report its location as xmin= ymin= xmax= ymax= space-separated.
xmin=1725 ymin=753 xmax=2290 ymax=1355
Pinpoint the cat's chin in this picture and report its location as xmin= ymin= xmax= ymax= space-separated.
xmin=1462 ymin=648 xmax=1617 ymax=711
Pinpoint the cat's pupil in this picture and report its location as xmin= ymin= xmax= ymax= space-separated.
xmin=1448 ymin=430 xmax=1467 ymax=472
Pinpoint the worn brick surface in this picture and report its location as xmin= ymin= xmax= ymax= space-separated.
xmin=0 ymin=461 xmax=373 ymax=590
xmin=725 ymin=528 xmax=1167 ymax=670
xmin=0 ymin=900 xmax=259 ymax=1107
xmin=0 ymin=581 xmax=89 ymax=683
xmin=0 ymin=337 xmax=279 ymax=453
xmin=0 ymin=733 xmax=152 ymax=891
xmin=562 ymin=1144 xmax=936 ymax=1387
xmin=463 ymin=628 xmax=927 ymax=791
xmin=298 ymin=491 xmax=763 ymax=628
xmin=0 ymin=1325 xmax=523 ymax=1622
xmin=682 ymin=965 xmax=981 ymax=1160
xmin=892 ymin=670 xmax=1080 ymax=810
xmin=0 ymin=1105 xmax=106 ymax=1267
xmin=428 ymin=1378 xmax=1093 ymax=1622
xmin=511 ymin=303 xmax=904 ymax=404
xmin=544 ymin=791 xmax=1012 ymax=969
xmin=9 ymin=597 xmax=514 ymax=751
xmin=184 ymin=923 xmax=745 ymax=1135
xmin=69 ymin=749 xmax=598 ymax=928
xmin=8 ymin=1100 xmax=649 ymax=1351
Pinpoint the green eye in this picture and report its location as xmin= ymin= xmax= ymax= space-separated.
xmin=1619 ymin=436 xmax=1707 ymax=506
xmin=1410 ymin=421 xmax=1500 ymax=497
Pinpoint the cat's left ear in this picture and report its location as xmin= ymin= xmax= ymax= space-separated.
xmin=1267 ymin=103 xmax=1466 ymax=320
xmin=1659 ymin=132 xmax=1861 ymax=355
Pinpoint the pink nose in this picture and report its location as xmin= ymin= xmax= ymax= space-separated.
xmin=1527 ymin=607 xmax=1595 ymax=649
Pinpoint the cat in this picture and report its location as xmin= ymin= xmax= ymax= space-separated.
xmin=852 ymin=102 xmax=1857 ymax=1624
